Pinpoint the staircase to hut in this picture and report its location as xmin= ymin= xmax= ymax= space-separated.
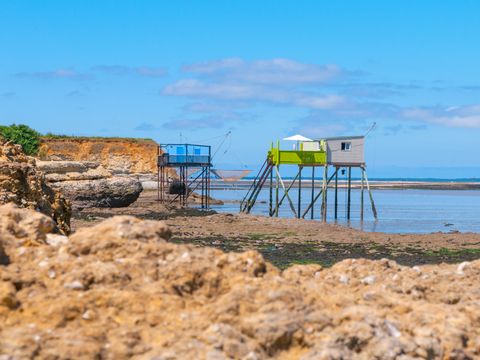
xmin=240 ymin=159 xmax=273 ymax=214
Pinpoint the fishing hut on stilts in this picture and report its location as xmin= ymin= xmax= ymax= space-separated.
xmin=157 ymin=144 xmax=212 ymax=208
xmin=240 ymin=135 xmax=377 ymax=221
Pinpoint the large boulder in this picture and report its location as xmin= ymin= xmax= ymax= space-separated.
xmin=0 ymin=139 xmax=71 ymax=234
xmin=48 ymin=176 xmax=143 ymax=209
xmin=37 ymin=160 xmax=143 ymax=209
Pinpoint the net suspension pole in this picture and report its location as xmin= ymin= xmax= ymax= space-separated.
xmin=364 ymin=169 xmax=378 ymax=220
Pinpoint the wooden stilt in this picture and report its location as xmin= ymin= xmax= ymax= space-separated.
xmin=158 ymin=167 xmax=161 ymax=202
xmin=334 ymin=166 xmax=338 ymax=220
xmin=275 ymin=165 xmax=279 ymax=217
xmin=298 ymin=166 xmax=302 ymax=218
xmin=201 ymin=166 xmax=204 ymax=209
xmin=157 ymin=146 xmax=160 ymax=201
xmin=364 ymin=169 xmax=378 ymax=220
xmin=310 ymin=166 xmax=315 ymax=220
xmin=207 ymin=166 xmax=210 ymax=209
xmin=321 ymin=167 xmax=325 ymax=220
xmin=269 ymin=165 xmax=273 ymax=216
xmin=347 ymin=167 xmax=352 ymax=220
xmin=322 ymin=165 xmax=328 ymax=221
xmin=360 ymin=167 xmax=365 ymax=220
xmin=184 ymin=166 xmax=187 ymax=207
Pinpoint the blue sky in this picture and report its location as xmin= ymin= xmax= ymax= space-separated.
xmin=1 ymin=0 xmax=480 ymax=176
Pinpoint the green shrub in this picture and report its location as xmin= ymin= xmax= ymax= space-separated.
xmin=0 ymin=124 xmax=41 ymax=155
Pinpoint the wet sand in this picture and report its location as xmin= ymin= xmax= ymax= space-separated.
xmin=72 ymin=190 xmax=480 ymax=269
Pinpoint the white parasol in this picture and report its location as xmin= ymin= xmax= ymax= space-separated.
xmin=282 ymin=134 xmax=313 ymax=150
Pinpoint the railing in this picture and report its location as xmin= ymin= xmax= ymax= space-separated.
xmin=158 ymin=154 xmax=211 ymax=166
xmin=268 ymin=144 xmax=327 ymax=166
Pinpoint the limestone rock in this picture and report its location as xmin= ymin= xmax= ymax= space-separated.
xmin=38 ymin=160 xmax=143 ymax=209
xmin=37 ymin=160 xmax=112 ymax=182
xmin=36 ymin=160 xmax=100 ymax=174
xmin=0 ymin=140 xmax=71 ymax=234
xmin=0 ymin=203 xmax=55 ymax=244
xmin=49 ymin=176 xmax=143 ymax=209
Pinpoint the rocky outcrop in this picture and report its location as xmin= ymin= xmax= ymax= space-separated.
xmin=1 ymin=205 xmax=480 ymax=359
xmin=36 ymin=160 xmax=111 ymax=182
xmin=39 ymin=137 xmax=159 ymax=174
xmin=37 ymin=161 xmax=143 ymax=209
xmin=50 ymin=176 xmax=143 ymax=209
xmin=0 ymin=140 xmax=71 ymax=234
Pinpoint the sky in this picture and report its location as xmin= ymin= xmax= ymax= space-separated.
xmin=1 ymin=0 xmax=480 ymax=177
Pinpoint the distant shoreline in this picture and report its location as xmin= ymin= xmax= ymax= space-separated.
xmin=210 ymin=179 xmax=480 ymax=191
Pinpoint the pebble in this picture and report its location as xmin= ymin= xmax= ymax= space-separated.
xmin=244 ymin=352 xmax=259 ymax=360
xmin=46 ymin=234 xmax=69 ymax=247
xmin=47 ymin=269 xmax=56 ymax=279
xmin=361 ymin=275 xmax=376 ymax=285
xmin=385 ymin=320 xmax=402 ymax=338
xmin=363 ymin=292 xmax=376 ymax=301
xmin=456 ymin=261 xmax=470 ymax=275
xmin=82 ymin=310 xmax=92 ymax=320
xmin=64 ymin=281 xmax=85 ymax=290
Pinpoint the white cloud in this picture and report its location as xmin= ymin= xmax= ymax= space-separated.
xmin=183 ymin=58 xmax=343 ymax=85
xmin=163 ymin=110 xmax=253 ymax=129
xmin=295 ymin=94 xmax=346 ymax=109
xmin=164 ymin=79 xmax=278 ymax=100
xmin=16 ymin=69 xmax=91 ymax=80
xmin=401 ymin=105 xmax=480 ymax=128
xmin=93 ymin=65 xmax=166 ymax=77
xmin=164 ymin=79 xmax=345 ymax=109
xmin=163 ymin=57 xmax=480 ymax=130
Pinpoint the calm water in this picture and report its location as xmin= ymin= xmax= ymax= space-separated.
xmin=208 ymin=188 xmax=480 ymax=234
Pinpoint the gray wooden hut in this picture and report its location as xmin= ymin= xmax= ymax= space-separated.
xmin=324 ymin=136 xmax=365 ymax=166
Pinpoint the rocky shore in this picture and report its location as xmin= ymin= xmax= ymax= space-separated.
xmin=1 ymin=203 xmax=480 ymax=358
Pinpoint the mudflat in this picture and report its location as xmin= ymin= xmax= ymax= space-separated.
xmin=72 ymin=190 xmax=480 ymax=269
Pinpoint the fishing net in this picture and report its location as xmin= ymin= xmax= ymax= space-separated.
xmin=186 ymin=167 xmax=202 ymax=177
xmin=211 ymin=169 xmax=251 ymax=182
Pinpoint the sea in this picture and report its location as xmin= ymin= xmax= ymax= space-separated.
xmin=206 ymin=180 xmax=480 ymax=234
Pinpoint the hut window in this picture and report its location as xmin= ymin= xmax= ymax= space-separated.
xmin=341 ymin=142 xmax=352 ymax=151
